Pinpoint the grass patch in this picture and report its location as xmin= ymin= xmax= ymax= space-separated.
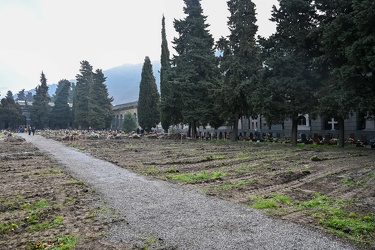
xmin=248 ymin=192 xmax=374 ymax=244
xmin=33 ymin=168 xmax=64 ymax=177
xmin=236 ymin=152 xmax=248 ymax=158
xmin=68 ymin=143 xmax=86 ymax=151
xmin=216 ymin=179 xmax=256 ymax=190
xmin=142 ymin=168 xmax=159 ymax=175
xmin=249 ymin=193 xmax=292 ymax=209
xmin=296 ymin=193 xmax=374 ymax=244
xmin=28 ymin=215 xmax=64 ymax=232
xmin=164 ymin=168 xmax=177 ymax=173
xmin=28 ymin=234 xmax=77 ymax=250
xmin=167 ymin=171 xmax=224 ymax=183
xmin=0 ymin=222 xmax=18 ymax=234
xmin=0 ymin=195 xmax=25 ymax=212
xmin=66 ymin=179 xmax=84 ymax=185
xmin=321 ymin=214 xmax=374 ymax=241
xmin=21 ymin=199 xmax=50 ymax=211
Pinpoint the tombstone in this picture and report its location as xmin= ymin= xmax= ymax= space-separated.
xmin=348 ymin=133 xmax=355 ymax=144
xmin=301 ymin=133 xmax=307 ymax=144
xmin=249 ymin=132 xmax=254 ymax=140
xmin=313 ymin=133 xmax=319 ymax=144
xmin=324 ymin=134 xmax=331 ymax=145
xmin=219 ymin=132 xmax=223 ymax=139
xmin=361 ymin=135 xmax=367 ymax=143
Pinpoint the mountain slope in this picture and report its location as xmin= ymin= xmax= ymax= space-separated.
xmin=104 ymin=61 xmax=160 ymax=105
xmin=21 ymin=61 xmax=161 ymax=105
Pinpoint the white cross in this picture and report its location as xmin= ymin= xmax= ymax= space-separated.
xmin=328 ymin=118 xmax=338 ymax=130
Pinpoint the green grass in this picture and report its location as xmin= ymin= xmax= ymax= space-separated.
xmin=248 ymin=192 xmax=374 ymax=244
xmin=0 ymin=222 xmax=18 ymax=234
xmin=33 ymin=168 xmax=64 ymax=177
xmin=28 ymin=215 xmax=64 ymax=232
xmin=341 ymin=177 xmax=353 ymax=187
xmin=66 ymin=179 xmax=84 ymax=185
xmin=216 ymin=179 xmax=256 ymax=190
xmin=167 ymin=171 xmax=224 ymax=183
xmin=322 ymin=214 xmax=375 ymax=240
xmin=142 ymin=167 xmax=159 ymax=175
xmin=236 ymin=152 xmax=248 ymax=158
xmin=249 ymin=193 xmax=292 ymax=209
xmin=21 ymin=199 xmax=50 ymax=211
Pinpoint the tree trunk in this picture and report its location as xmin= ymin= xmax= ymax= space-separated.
xmin=190 ymin=120 xmax=197 ymax=139
xmin=338 ymin=117 xmax=345 ymax=148
xmin=231 ymin=111 xmax=240 ymax=141
xmin=291 ymin=116 xmax=298 ymax=146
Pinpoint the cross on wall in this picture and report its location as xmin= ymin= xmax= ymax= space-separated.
xmin=328 ymin=118 xmax=338 ymax=130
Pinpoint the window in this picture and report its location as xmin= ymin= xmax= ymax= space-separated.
xmin=297 ymin=116 xmax=307 ymax=126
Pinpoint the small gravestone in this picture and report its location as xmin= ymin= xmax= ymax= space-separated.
xmin=301 ymin=134 xmax=307 ymax=144
xmin=313 ymin=133 xmax=319 ymax=144
xmin=324 ymin=134 xmax=331 ymax=145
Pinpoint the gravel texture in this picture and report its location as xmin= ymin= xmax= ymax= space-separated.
xmin=21 ymin=134 xmax=355 ymax=250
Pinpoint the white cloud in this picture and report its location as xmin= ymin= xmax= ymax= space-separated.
xmin=0 ymin=0 xmax=277 ymax=95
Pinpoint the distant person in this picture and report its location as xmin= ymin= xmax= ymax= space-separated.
xmin=32 ymin=126 xmax=35 ymax=136
xmin=28 ymin=126 xmax=31 ymax=135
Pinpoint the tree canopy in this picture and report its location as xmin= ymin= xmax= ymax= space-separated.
xmin=50 ymin=79 xmax=72 ymax=129
xmin=172 ymin=0 xmax=220 ymax=137
xmin=216 ymin=0 xmax=260 ymax=140
xmin=31 ymin=72 xmax=51 ymax=129
xmin=73 ymin=61 xmax=113 ymax=129
xmin=0 ymin=91 xmax=24 ymax=129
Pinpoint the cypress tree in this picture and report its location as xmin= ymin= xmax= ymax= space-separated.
xmin=137 ymin=56 xmax=160 ymax=132
xmin=159 ymin=15 xmax=176 ymax=131
xmin=172 ymin=0 xmax=220 ymax=138
xmin=31 ymin=72 xmax=51 ymax=129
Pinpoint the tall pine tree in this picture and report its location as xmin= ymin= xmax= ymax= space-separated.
xmin=87 ymin=69 xmax=114 ymax=129
xmin=253 ymin=0 xmax=318 ymax=145
xmin=31 ymin=72 xmax=51 ymax=129
xmin=172 ymin=0 xmax=220 ymax=138
xmin=159 ymin=15 xmax=179 ymax=131
xmin=73 ymin=61 xmax=113 ymax=130
xmin=216 ymin=0 xmax=260 ymax=140
xmin=314 ymin=0 xmax=361 ymax=147
xmin=50 ymin=79 xmax=72 ymax=129
xmin=137 ymin=56 xmax=160 ymax=132
xmin=73 ymin=61 xmax=92 ymax=129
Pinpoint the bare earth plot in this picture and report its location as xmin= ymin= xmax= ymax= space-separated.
xmin=0 ymin=135 xmax=131 ymax=250
xmin=1 ymin=133 xmax=374 ymax=249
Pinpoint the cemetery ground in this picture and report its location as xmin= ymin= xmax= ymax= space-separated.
xmin=0 ymin=135 xmax=132 ymax=250
xmin=1 ymin=133 xmax=374 ymax=249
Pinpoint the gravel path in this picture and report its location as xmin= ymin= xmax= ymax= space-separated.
xmin=21 ymin=134 xmax=355 ymax=250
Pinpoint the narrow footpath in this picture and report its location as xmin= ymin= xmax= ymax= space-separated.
xmin=21 ymin=134 xmax=355 ymax=250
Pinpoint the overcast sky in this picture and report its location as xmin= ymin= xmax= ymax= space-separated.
xmin=0 ymin=0 xmax=278 ymax=96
